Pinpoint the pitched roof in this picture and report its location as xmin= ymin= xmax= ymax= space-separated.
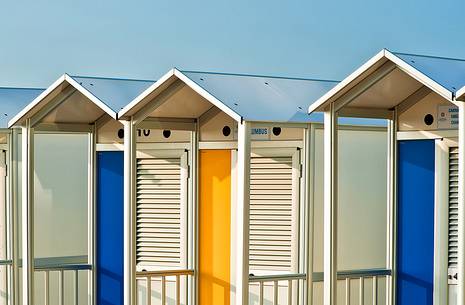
xmin=0 ymin=87 xmax=44 ymax=128
xmin=8 ymin=74 xmax=154 ymax=127
xmin=120 ymin=68 xmax=339 ymax=123
xmin=69 ymin=75 xmax=155 ymax=113
xmin=308 ymin=49 xmax=465 ymax=113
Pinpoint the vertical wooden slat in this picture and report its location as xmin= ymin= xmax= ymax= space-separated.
xmin=345 ymin=278 xmax=350 ymax=305
xmin=288 ymin=280 xmax=293 ymax=305
xmin=161 ymin=276 xmax=166 ymax=305
xmin=274 ymin=281 xmax=279 ymax=305
xmin=59 ymin=270 xmax=64 ymax=305
xmin=176 ymin=275 xmax=180 ymax=305
xmin=44 ymin=271 xmax=50 ymax=305
xmin=74 ymin=270 xmax=79 ymax=305
xmin=359 ymin=277 xmax=364 ymax=305
xmin=372 ymin=276 xmax=377 ymax=305
xmin=146 ymin=276 xmax=151 ymax=305
xmin=259 ymin=281 xmax=264 ymax=305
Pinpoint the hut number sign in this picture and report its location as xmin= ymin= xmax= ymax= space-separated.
xmin=438 ymin=105 xmax=459 ymax=129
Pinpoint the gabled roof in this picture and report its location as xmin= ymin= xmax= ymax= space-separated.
xmin=394 ymin=52 xmax=465 ymax=94
xmin=120 ymin=68 xmax=338 ymax=123
xmin=308 ymin=49 xmax=465 ymax=113
xmin=8 ymin=74 xmax=154 ymax=127
xmin=0 ymin=87 xmax=44 ymax=128
xmin=70 ymin=75 xmax=155 ymax=112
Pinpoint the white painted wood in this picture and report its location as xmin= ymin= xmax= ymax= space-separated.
xmin=434 ymin=140 xmax=450 ymax=305
xmin=385 ymin=110 xmax=398 ymax=305
xmin=88 ymin=125 xmax=97 ymax=305
xmin=305 ymin=125 xmax=315 ymax=305
xmin=135 ymin=152 xmax=188 ymax=270
xmin=10 ymin=129 xmax=19 ymax=305
xmin=323 ymin=106 xmax=338 ymax=305
xmin=21 ymin=120 xmax=34 ymax=305
xmin=123 ymin=120 xmax=137 ymax=305
xmin=236 ymin=121 xmax=251 ymax=305
xmin=333 ymin=61 xmax=396 ymax=112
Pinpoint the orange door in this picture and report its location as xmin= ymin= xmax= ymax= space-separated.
xmin=199 ymin=150 xmax=231 ymax=305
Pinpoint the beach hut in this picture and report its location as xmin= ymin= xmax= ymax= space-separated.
xmin=308 ymin=49 xmax=465 ymax=305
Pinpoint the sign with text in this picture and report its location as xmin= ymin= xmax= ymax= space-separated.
xmin=438 ymin=105 xmax=459 ymax=129
xmin=250 ymin=127 xmax=270 ymax=140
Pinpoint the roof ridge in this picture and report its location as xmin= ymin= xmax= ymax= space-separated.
xmin=181 ymin=70 xmax=339 ymax=83
xmin=70 ymin=74 xmax=156 ymax=83
xmin=392 ymin=51 xmax=465 ymax=63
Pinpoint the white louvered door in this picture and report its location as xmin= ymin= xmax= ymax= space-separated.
xmin=136 ymin=150 xmax=188 ymax=271
xmin=249 ymin=148 xmax=301 ymax=275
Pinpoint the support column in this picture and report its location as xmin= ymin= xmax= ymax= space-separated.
xmin=21 ymin=120 xmax=34 ymax=305
xmin=123 ymin=120 xmax=136 ymax=305
xmin=324 ymin=105 xmax=338 ymax=305
xmin=305 ymin=124 xmax=315 ymax=305
xmin=236 ymin=121 xmax=251 ymax=305
xmin=10 ymin=128 xmax=19 ymax=305
xmin=191 ymin=124 xmax=199 ymax=305
xmin=458 ymin=103 xmax=465 ymax=305
xmin=88 ymin=125 xmax=97 ymax=305
xmin=386 ymin=110 xmax=397 ymax=305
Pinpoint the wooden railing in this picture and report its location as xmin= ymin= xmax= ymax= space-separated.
xmin=249 ymin=273 xmax=306 ymax=305
xmin=35 ymin=262 xmax=92 ymax=305
xmin=313 ymin=268 xmax=392 ymax=305
xmin=136 ymin=269 xmax=194 ymax=305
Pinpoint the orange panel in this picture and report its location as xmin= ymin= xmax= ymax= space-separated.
xmin=199 ymin=150 xmax=231 ymax=305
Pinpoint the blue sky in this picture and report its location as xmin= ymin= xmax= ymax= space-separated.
xmin=1 ymin=0 xmax=464 ymax=88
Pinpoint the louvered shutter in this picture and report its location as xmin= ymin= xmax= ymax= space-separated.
xmin=449 ymin=147 xmax=459 ymax=268
xmin=249 ymin=150 xmax=300 ymax=274
xmin=136 ymin=152 xmax=188 ymax=270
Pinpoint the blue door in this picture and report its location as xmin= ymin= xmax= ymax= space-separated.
xmin=397 ymin=140 xmax=435 ymax=305
xmin=97 ymin=151 xmax=124 ymax=305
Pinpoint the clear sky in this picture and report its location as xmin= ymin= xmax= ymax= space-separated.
xmin=1 ymin=0 xmax=465 ymax=88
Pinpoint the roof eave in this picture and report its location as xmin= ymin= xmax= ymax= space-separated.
xmin=307 ymin=49 xmax=455 ymax=114
xmin=455 ymin=85 xmax=465 ymax=101
xmin=119 ymin=68 xmax=243 ymax=123
xmin=8 ymin=74 xmax=67 ymax=128
xmin=8 ymin=74 xmax=118 ymax=128
xmin=118 ymin=68 xmax=177 ymax=119
xmin=307 ymin=49 xmax=387 ymax=114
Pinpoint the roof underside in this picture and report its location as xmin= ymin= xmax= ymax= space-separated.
xmin=309 ymin=50 xmax=465 ymax=114
xmin=9 ymin=75 xmax=155 ymax=126
xmin=0 ymin=88 xmax=44 ymax=128
xmin=344 ymin=67 xmax=426 ymax=110
xmin=394 ymin=52 xmax=465 ymax=93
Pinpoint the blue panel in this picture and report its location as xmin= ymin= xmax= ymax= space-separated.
xmin=397 ymin=140 xmax=435 ymax=305
xmin=97 ymin=151 xmax=124 ymax=305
